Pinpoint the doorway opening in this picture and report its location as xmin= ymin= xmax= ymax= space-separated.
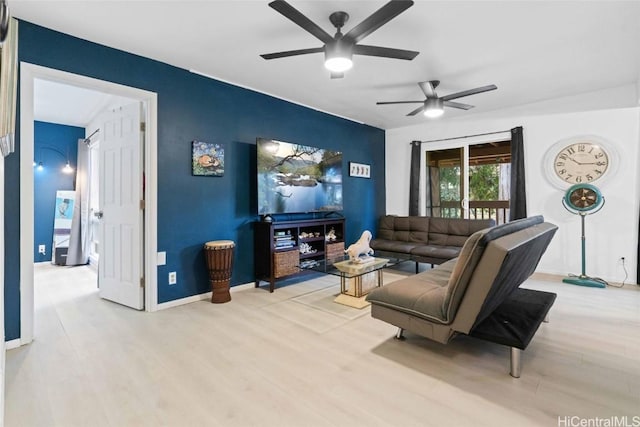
xmin=19 ymin=62 xmax=159 ymax=345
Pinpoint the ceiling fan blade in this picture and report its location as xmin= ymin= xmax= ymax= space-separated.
xmin=342 ymin=0 xmax=414 ymax=45
xmin=441 ymin=84 xmax=497 ymax=101
xmin=443 ymin=100 xmax=474 ymax=110
xmin=330 ymin=72 xmax=344 ymax=79
xmin=261 ymin=47 xmax=324 ymax=60
xmin=407 ymin=105 xmax=426 ymax=116
xmin=0 ymin=0 xmax=8 ymax=43
xmin=376 ymin=101 xmax=424 ymax=105
xmin=353 ymin=45 xmax=419 ymax=60
xmin=268 ymin=0 xmax=334 ymax=44
xmin=418 ymin=81 xmax=437 ymax=98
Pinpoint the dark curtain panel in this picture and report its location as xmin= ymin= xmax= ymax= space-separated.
xmin=409 ymin=141 xmax=421 ymax=215
xmin=509 ymin=126 xmax=527 ymax=221
xmin=424 ymin=166 xmax=432 ymax=217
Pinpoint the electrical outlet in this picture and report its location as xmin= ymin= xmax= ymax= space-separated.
xmin=38 ymin=244 xmax=46 ymax=255
xmin=168 ymin=271 xmax=177 ymax=285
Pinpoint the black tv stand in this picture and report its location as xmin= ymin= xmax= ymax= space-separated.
xmin=254 ymin=217 xmax=345 ymax=292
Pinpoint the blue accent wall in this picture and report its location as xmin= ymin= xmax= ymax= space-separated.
xmin=33 ymin=121 xmax=83 ymax=263
xmin=4 ymin=21 xmax=386 ymax=341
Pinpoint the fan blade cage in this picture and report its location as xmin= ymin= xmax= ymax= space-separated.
xmin=569 ymin=188 xmax=598 ymax=209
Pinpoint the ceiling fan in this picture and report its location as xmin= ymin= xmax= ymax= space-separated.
xmin=377 ymin=80 xmax=498 ymax=118
xmin=260 ymin=0 xmax=419 ymax=79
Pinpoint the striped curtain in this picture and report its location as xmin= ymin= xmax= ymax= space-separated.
xmin=0 ymin=17 xmax=18 ymax=157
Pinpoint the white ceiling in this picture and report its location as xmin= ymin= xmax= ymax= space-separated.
xmin=13 ymin=0 xmax=640 ymax=130
xmin=34 ymin=79 xmax=136 ymax=127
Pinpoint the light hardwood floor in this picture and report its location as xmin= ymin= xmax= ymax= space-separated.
xmin=5 ymin=263 xmax=640 ymax=426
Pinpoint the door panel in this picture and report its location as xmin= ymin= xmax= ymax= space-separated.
xmin=98 ymin=102 xmax=143 ymax=309
xmin=425 ymin=147 xmax=466 ymax=218
xmin=425 ymin=140 xmax=512 ymax=224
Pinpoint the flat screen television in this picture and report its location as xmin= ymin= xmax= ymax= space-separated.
xmin=257 ymin=138 xmax=343 ymax=215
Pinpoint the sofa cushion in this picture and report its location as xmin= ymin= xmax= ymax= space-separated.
xmin=409 ymin=245 xmax=461 ymax=260
xmin=377 ymin=216 xmax=396 ymax=240
xmin=441 ymin=230 xmax=487 ymax=321
xmin=366 ymin=259 xmax=457 ymax=324
xmin=376 ymin=216 xmax=431 ymax=243
xmin=428 ymin=217 xmax=494 ymax=246
xmin=370 ymin=239 xmax=419 ymax=254
xmin=408 ymin=217 xmax=430 ymax=243
xmin=443 ymin=215 xmax=546 ymax=323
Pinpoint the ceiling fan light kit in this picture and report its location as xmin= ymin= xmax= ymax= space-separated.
xmin=423 ymin=98 xmax=444 ymax=118
xmin=324 ymin=41 xmax=353 ymax=73
xmin=261 ymin=0 xmax=418 ymax=78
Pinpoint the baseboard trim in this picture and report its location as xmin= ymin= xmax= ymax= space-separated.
xmin=155 ymin=282 xmax=255 ymax=310
xmin=5 ymin=339 xmax=21 ymax=350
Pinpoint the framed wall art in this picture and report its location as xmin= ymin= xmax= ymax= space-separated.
xmin=349 ymin=162 xmax=370 ymax=178
xmin=192 ymin=141 xmax=224 ymax=177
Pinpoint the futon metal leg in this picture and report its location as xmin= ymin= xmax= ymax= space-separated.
xmin=543 ymin=313 xmax=550 ymax=323
xmin=415 ymin=262 xmax=419 ymax=274
xmin=395 ymin=328 xmax=405 ymax=340
xmin=510 ymin=347 xmax=522 ymax=378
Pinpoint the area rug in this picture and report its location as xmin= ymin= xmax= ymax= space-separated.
xmin=290 ymin=271 xmax=409 ymax=320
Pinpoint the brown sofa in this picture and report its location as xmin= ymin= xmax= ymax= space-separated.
xmin=366 ymin=215 xmax=558 ymax=377
xmin=370 ymin=216 xmax=495 ymax=272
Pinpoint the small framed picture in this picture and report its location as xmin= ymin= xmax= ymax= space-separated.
xmin=349 ymin=162 xmax=370 ymax=178
xmin=192 ymin=141 xmax=224 ymax=177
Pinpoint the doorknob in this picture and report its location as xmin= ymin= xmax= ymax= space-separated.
xmin=94 ymin=210 xmax=103 ymax=219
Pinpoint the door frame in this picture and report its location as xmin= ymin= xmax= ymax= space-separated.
xmin=19 ymin=62 xmax=159 ymax=345
xmin=419 ymin=132 xmax=511 ymax=217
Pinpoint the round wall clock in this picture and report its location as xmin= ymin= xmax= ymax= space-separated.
xmin=543 ymin=135 xmax=618 ymax=189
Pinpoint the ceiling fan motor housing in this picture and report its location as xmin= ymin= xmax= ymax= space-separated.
xmin=329 ymin=11 xmax=349 ymax=31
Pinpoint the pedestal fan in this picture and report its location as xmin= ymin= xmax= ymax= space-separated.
xmin=562 ymin=183 xmax=607 ymax=288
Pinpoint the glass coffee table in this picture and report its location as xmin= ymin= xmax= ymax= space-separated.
xmin=301 ymin=255 xmax=407 ymax=308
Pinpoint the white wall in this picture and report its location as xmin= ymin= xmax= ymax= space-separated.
xmin=386 ymin=97 xmax=640 ymax=284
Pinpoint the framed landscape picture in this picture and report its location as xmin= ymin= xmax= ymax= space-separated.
xmin=192 ymin=141 xmax=224 ymax=177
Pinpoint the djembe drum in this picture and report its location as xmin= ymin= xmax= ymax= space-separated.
xmin=204 ymin=240 xmax=235 ymax=303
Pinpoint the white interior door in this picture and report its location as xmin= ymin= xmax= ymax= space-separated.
xmin=98 ymin=102 xmax=144 ymax=309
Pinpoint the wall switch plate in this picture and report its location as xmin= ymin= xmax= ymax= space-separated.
xmin=168 ymin=271 xmax=177 ymax=285
xmin=38 ymin=244 xmax=46 ymax=254
xmin=157 ymin=251 xmax=166 ymax=266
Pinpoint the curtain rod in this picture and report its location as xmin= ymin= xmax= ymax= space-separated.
xmin=412 ymin=129 xmax=512 ymax=145
xmin=83 ymin=128 xmax=100 ymax=144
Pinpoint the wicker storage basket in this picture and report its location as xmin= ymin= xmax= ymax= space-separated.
xmin=274 ymin=250 xmax=299 ymax=278
xmin=326 ymin=242 xmax=345 ymax=262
